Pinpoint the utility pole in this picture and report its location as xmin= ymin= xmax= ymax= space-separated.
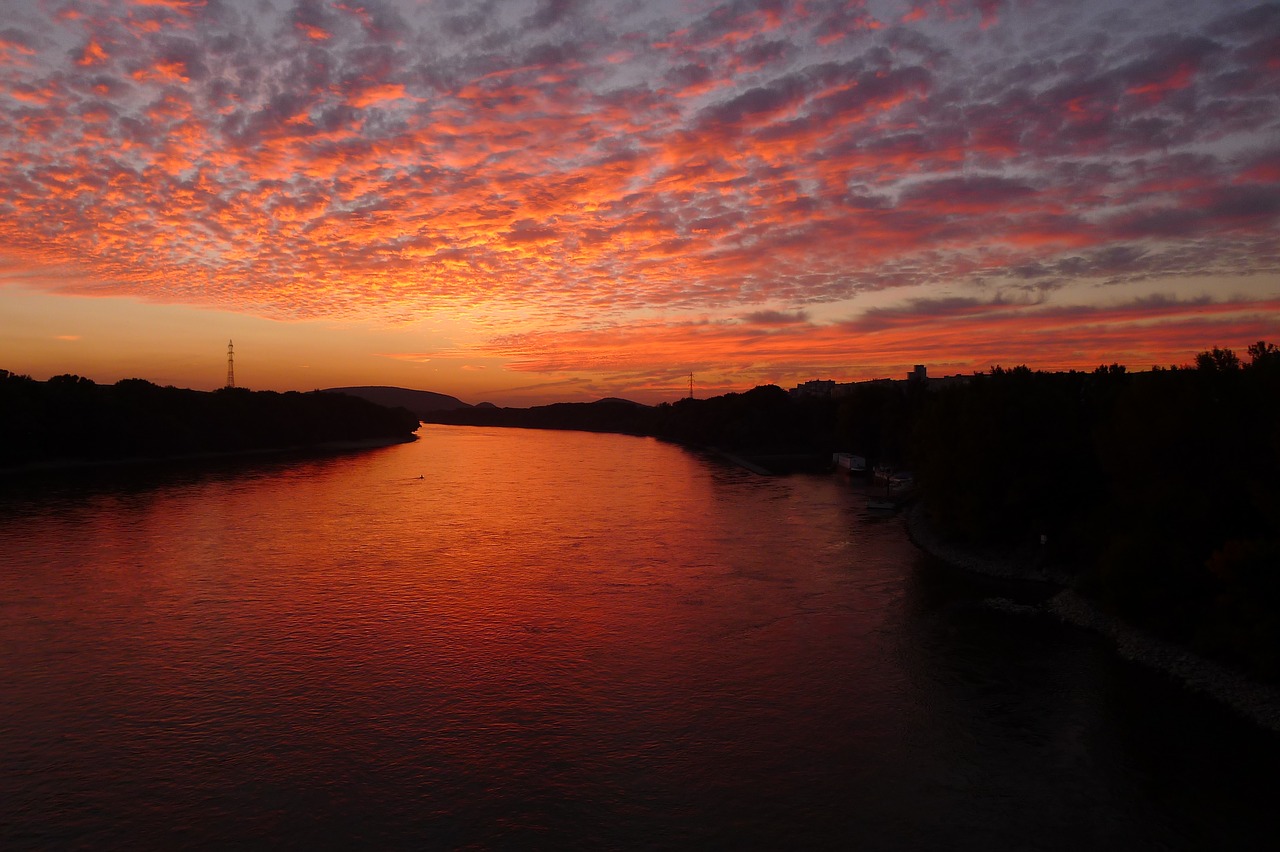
xmin=689 ymin=372 xmax=694 ymax=400
xmin=226 ymin=340 xmax=235 ymax=388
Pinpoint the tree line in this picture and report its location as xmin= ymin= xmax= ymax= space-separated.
xmin=909 ymin=342 xmax=1280 ymax=681
xmin=0 ymin=373 xmax=421 ymax=468
xmin=425 ymin=385 xmax=843 ymax=468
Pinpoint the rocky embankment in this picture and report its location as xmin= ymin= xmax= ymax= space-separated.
xmin=906 ymin=504 xmax=1280 ymax=733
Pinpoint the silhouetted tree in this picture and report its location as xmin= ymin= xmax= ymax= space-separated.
xmin=1248 ymin=340 xmax=1280 ymax=369
xmin=1195 ymin=346 xmax=1241 ymax=371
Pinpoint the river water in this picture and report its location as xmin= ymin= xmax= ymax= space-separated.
xmin=1 ymin=426 xmax=1276 ymax=850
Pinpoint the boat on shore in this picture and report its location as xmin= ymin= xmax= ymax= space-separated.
xmin=832 ymin=452 xmax=868 ymax=476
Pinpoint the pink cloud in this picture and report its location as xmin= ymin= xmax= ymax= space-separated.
xmin=76 ymin=39 xmax=109 ymax=66
xmin=0 ymin=0 xmax=1273 ymax=393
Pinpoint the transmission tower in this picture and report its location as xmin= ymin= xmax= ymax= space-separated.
xmin=226 ymin=340 xmax=235 ymax=388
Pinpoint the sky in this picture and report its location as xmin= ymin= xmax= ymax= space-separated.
xmin=1 ymin=0 xmax=1277 ymax=405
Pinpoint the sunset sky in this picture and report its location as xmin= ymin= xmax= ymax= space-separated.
xmin=1 ymin=0 xmax=1277 ymax=404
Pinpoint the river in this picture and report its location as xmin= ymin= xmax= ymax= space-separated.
xmin=1 ymin=425 xmax=1276 ymax=850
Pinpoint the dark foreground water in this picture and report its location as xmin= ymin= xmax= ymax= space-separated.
xmin=2 ymin=426 xmax=1277 ymax=850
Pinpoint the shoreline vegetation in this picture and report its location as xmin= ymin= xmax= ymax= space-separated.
xmin=907 ymin=503 xmax=1280 ymax=733
xmin=0 ymin=371 xmax=421 ymax=473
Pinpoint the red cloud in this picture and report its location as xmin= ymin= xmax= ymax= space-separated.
xmin=347 ymin=83 xmax=411 ymax=108
xmin=76 ymin=39 xmax=109 ymax=66
xmin=0 ymin=0 xmax=1274 ymax=398
xmin=131 ymin=0 xmax=204 ymax=10
xmin=297 ymin=23 xmax=331 ymax=40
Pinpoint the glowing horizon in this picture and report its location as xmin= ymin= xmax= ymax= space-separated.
xmin=2 ymin=0 xmax=1277 ymax=405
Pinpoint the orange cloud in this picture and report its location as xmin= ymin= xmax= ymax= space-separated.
xmin=76 ymin=39 xmax=109 ymax=66
xmin=0 ymin=0 xmax=1274 ymax=399
xmin=132 ymin=58 xmax=190 ymax=83
xmin=297 ymin=23 xmax=331 ymax=40
xmin=467 ymin=296 xmax=1280 ymax=394
xmin=131 ymin=0 xmax=204 ymax=9
xmin=348 ymin=83 xmax=412 ymax=108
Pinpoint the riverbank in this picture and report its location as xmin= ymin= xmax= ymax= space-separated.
xmin=906 ymin=503 xmax=1280 ymax=733
xmin=0 ymin=434 xmax=418 ymax=476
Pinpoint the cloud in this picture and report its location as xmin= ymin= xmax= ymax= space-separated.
xmin=741 ymin=309 xmax=810 ymax=326
xmin=0 ymin=0 xmax=1274 ymax=387
xmin=472 ymin=293 xmax=1280 ymax=393
xmin=527 ymin=0 xmax=586 ymax=30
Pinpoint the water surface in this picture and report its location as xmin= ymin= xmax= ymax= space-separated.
xmin=2 ymin=426 xmax=1276 ymax=849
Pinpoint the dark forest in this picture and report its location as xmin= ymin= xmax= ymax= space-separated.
xmin=0 ymin=374 xmax=420 ymax=468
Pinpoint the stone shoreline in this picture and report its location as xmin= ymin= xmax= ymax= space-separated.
xmin=906 ymin=503 xmax=1280 ymax=733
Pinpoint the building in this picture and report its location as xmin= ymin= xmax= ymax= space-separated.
xmin=791 ymin=379 xmax=837 ymax=398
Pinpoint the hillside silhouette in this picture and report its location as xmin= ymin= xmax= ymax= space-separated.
xmin=324 ymin=385 xmax=471 ymax=418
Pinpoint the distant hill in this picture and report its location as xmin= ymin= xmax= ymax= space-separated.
xmin=421 ymin=396 xmax=654 ymax=434
xmin=324 ymin=386 xmax=471 ymax=418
